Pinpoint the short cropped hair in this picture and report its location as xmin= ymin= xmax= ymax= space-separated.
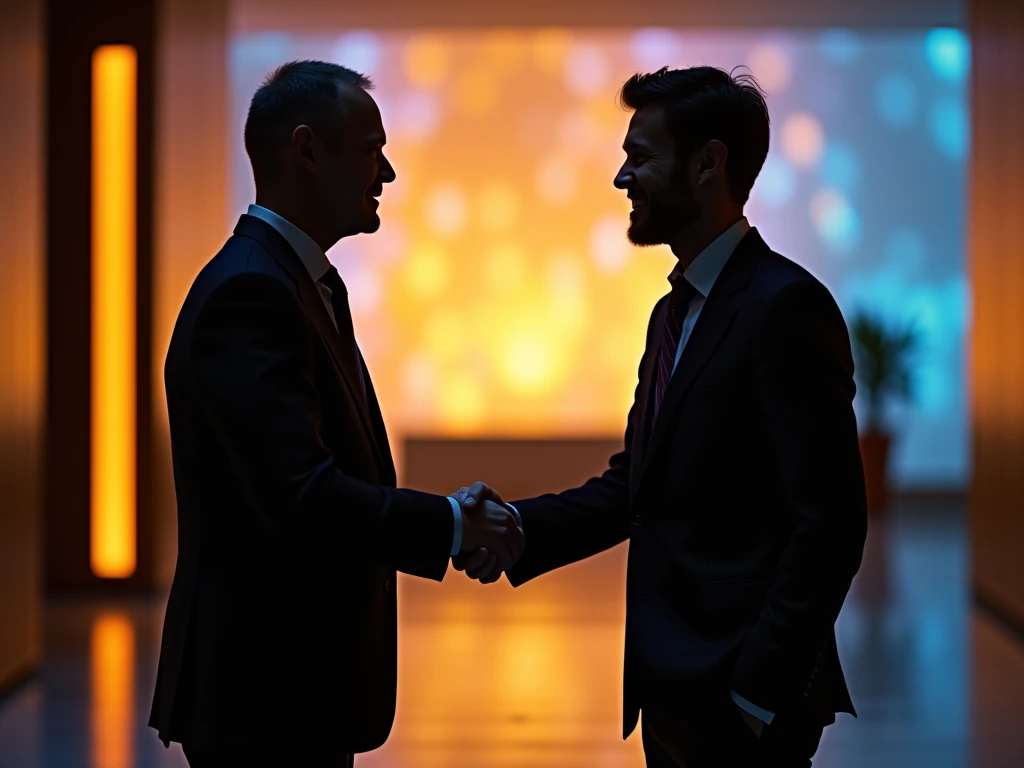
xmin=619 ymin=66 xmax=770 ymax=204
xmin=244 ymin=60 xmax=373 ymax=178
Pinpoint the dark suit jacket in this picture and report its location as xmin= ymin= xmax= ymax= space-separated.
xmin=507 ymin=228 xmax=868 ymax=738
xmin=149 ymin=215 xmax=454 ymax=754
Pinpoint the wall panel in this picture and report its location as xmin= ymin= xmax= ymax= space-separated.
xmin=0 ymin=0 xmax=44 ymax=691
xmin=970 ymin=0 xmax=1024 ymax=630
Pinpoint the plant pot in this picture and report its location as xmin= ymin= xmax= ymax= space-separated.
xmin=860 ymin=430 xmax=892 ymax=515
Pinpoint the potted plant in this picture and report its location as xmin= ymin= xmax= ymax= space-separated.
xmin=850 ymin=313 xmax=920 ymax=515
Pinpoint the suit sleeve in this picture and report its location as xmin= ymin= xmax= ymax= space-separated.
xmin=188 ymin=270 xmax=453 ymax=580
xmin=731 ymin=280 xmax=868 ymax=712
xmin=506 ymin=300 xmax=665 ymax=586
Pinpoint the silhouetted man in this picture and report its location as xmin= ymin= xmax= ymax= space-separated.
xmin=458 ymin=67 xmax=868 ymax=767
xmin=150 ymin=61 xmax=523 ymax=767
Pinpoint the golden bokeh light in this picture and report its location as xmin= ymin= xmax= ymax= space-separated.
xmin=535 ymin=155 xmax=579 ymax=204
xmin=530 ymin=28 xmax=572 ymax=74
xmin=782 ymin=111 xmax=825 ymax=168
xmin=500 ymin=332 xmax=559 ymax=396
xmin=438 ymin=370 xmax=486 ymax=432
xmin=230 ymin=31 xmax=682 ymax=440
xmin=478 ymin=182 xmax=520 ymax=232
xmin=404 ymin=34 xmax=450 ymax=89
xmin=403 ymin=241 xmax=452 ymax=300
xmin=423 ymin=309 xmax=467 ymax=363
xmin=424 ymin=183 xmax=467 ymax=235
xmin=482 ymin=30 xmax=528 ymax=73
xmin=482 ymin=242 xmax=528 ymax=292
xmin=749 ymin=43 xmax=793 ymax=94
xmin=454 ymin=68 xmax=500 ymax=116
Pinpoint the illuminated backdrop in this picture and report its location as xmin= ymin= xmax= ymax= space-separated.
xmin=229 ymin=28 xmax=969 ymax=487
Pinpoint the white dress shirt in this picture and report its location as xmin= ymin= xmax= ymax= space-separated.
xmin=671 ymin=216 xmax=751 ymax=373
xmin=246 ymin=204 xmax=465 ymax=557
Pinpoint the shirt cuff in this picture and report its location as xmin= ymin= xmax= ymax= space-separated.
xmin=730 ymin=691 xmax=775 ymax=725
xmin=447 ymin=496 xmax=463 ymax=557
xmin=505 ymin=503 xmax=522 ymax=527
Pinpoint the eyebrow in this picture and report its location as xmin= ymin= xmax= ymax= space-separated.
xmin=623 ymin=140 xmax=652 ymax=153
xmin=366 ymin=133 xmax=387 ymax=146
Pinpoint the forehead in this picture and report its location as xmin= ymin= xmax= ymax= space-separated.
xmin=336 ymin=84 xmax=385 ymax=138
xmin=624 ymin=103 xmax=671 ymax=149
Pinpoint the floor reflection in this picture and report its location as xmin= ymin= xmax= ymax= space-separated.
xmin=1 ymin=499 xmax=1022 ymax=767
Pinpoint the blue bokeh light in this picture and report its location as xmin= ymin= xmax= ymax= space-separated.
xmin=822 ymin=206 xmax=860 ymax=251
xmin=905 ymin=286 xmax=944 ymax=342
xmin=915 ymin=363 xmax=953 ymax=413
xmin=755 ymin=156 xmax=797 ymax=206
xmin=814 ymin=192 xmax=861 ymax=252
xmin=840 ymin=267 xmax=908 ymax=322
xmin=819 ymin=29 xmax=861 ymax=64
xmin=231 ymin=33 xmax=291 ymax=78
xmin=925 ymin=28 xmax=970 ymax=83
xmin=930 ymin=99 xmax=969 ymax=160
xmin=820 ymin=141 xmax=860 ymax=192
xmin=876 ymin=73 xmax=918 ymax=126
xmin=945 ymin=275 xmax=970 ymax=333
xmin=631 ymin=28 xmax=683 ymax=71
xmin=332 ymin=31 xmax=382 ymax=75
xmin=885 ymin=229 xmax=927 ymax=278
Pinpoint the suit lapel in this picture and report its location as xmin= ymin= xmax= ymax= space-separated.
xmin=630 ymin=295 xmax=668 ymax=499
xmin=232 ymin=215 xmax=388 ymax=474
xmin=636 ymin=229 xmax=764 ymax=488
xmin=359 ymin=349 xmax=397 ymax=486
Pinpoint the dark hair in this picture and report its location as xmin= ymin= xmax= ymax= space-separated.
xmin=619 ymin=66 xmax=770 ymax=204
xmin=244 ymin=60 xmax=373 ymax=178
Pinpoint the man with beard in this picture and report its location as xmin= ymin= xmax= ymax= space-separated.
xmin=455 ymin=66 xmax=868 ymax=767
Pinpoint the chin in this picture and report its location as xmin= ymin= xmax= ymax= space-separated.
xmin=360 ymin=213 xmax=381 ymax=234
xmin=627 ymin=221 xmax=665 ymax=247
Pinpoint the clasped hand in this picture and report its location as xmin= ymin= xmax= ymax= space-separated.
xmin=451 ymin=481 xmax=521 ymax=584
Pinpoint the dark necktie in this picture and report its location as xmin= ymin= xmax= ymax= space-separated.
xmin=319 ymin=265 xmax=368 ymax=409
xmin=652 ymin=272 xmax=699 ymax=424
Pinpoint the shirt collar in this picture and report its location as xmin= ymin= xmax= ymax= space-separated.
xmin=670 ymin=217 xmax=751 ymax=297
xmin=247 ymin=204 xmax=332 ymax=284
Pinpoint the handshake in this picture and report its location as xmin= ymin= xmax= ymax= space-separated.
xmin=451 ymin=481 xmax=523 ymax=584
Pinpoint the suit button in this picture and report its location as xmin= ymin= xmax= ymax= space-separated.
xmin=384 ymin=580 xmax=392 ymax=593
xmin=632 ymin=514 xmax=643 ymax=526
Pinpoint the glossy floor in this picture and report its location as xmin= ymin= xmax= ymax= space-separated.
xmin=2 ymin=501 xmax=1023 ymax=767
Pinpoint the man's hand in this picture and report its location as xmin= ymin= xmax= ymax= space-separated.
xmin=452 ymin=481 xmax=520 ymax=583
xmin=452 ymin=480 xmax=506 ymax=509
xmin=452 ymin=547 xmax=503 ymax=583
xmin=458 ymin=486 xmax=523 ymax=576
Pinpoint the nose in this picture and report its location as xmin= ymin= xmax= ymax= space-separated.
xmin=613 ymin=163 xmax=633 ymax=190
xmin=380 ymin=152 xmax=396 ymax=184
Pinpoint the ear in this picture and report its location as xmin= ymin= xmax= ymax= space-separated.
xmin=696 ymin=139 xmax=728 ymax=184
xmin=291 ymin=124 xmax=317 ymax=173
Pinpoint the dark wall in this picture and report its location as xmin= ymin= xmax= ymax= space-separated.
xmin=46 ymin=0 xmax=158 ymax=593
xmin=0 ymin=0 xmax=44 ymax=691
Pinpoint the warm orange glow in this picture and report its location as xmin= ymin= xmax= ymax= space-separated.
xmin=91 ymin=45 xmax=137 ymax=579
xmin=90 ymin=613 xmax=135 ymax=768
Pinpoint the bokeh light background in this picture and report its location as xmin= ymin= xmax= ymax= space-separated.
xmin=229 ymin=27 xmax=969 ymax=488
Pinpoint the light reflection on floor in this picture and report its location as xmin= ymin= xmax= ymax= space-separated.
xmin=2 ymin=500 xmax=1023 ymax=768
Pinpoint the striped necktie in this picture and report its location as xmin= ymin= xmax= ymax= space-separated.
xmin=652 ymin=272 xmax=698 ymax=424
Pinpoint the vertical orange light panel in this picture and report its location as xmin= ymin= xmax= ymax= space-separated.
xmin=91 ymin=45 xmax=137 ymax=578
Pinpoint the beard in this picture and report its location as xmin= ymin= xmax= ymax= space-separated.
xmin=627 ymin=174 xmax=701 ymax=247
